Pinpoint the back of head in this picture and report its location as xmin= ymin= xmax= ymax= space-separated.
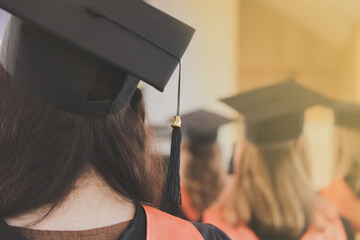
xmin=182 ymin=141 xmax=225 ymax=213
xmin=332 ymin=102 xmax=360 ymax=195
xmin=0 ymin=64 xmax=164 ymax=218
xmin=0 ymin=0 xmax=195 ymax=224
xmin=333 ymin=126 xmax=360 ymax=195
xmin=219 ymin=80 xmax=333 ymax=239
xmin=179 ymin=110 xmax=229 ymax=213
xmin=226 ymin=138 xmax=315 ymax=239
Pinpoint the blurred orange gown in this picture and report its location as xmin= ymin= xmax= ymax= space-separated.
xmin=320 ymin=178 xmax=360 ymax=233
xmin=179 ymin=184 xmax=203 ymax=222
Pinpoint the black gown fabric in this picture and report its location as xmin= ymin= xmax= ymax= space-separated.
xmin=344 ymin=174 xmax=360 ymax=197
xmin=0 ymin=205 xmax=230 ymax=240
xmin=340 ymin=217 xmax=355 ymax=240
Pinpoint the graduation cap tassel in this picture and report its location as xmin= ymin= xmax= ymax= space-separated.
xmin=87 ymin=5 xmax=188 ymax=209
xmin=162 ymin=62 xmax=183 ymax=211
xmin=87 ymin=6 xmax=187 ymax=209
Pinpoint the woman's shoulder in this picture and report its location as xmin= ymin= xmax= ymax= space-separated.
xmin=320 ymin=178 xmax=357 ymax=201
xmin=142 ymin=205 xmax=230 ymax=240
xmin=301 ymin=197 xmax=349 ymax=240
xmin=203 ymin=205 xmax=258 ymax=240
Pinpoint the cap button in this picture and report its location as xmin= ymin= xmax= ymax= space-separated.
xmin=86 ymin=5 xmax=107 ymax=17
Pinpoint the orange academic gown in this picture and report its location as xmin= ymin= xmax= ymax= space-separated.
xmin=203 ymin=208 xmax=258 ymax=240
xmin=143 ymin=205 xmax=205 ymax=240
xmin=320 ymin=178 xmax=360 ymax=233
xmin=203 ymin=205 xmax=347 ymax=240
xmin=202 ymin=176 xmax=259 ymax=240
xmin=177 ymin=184 xmax=203 ymax=222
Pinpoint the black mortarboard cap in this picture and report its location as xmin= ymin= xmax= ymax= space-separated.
xmin=0 ymin=0 xmax=195 ymax=211
xmin=0 ymin=0 xmax=194 ymax=115
xmin=332 ymin=102 xmax=360 ymax=131
xmin=181 ymin=110 xmax=231 ymax=144
xmin=221 ymin=80 xmax=334 ymax=144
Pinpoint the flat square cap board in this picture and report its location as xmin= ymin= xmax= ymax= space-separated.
xmin=221 ymin=80 xmax=334 ymax=144
xmin=0 ymin=0 xmax=195 ymax=114
xmin=222 ymin=80 xmax=333 ymax=122
xmin=181 ymin=110 xmax=232 ymax=143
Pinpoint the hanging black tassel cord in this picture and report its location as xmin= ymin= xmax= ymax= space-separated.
xmin=161 ymin=121 xmax=182 ymax=211
xmin=88 ymin=4 xmax=184 ymax=212
xmin=162 ymin=62 xmax=183 ymax=212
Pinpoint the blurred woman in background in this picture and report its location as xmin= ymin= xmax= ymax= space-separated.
xmin=174 ymin=110 xmax=230 ymax=222
xmin=203 ymin=80 xmax=351 ymax=240
xmin=321 ymin=102 xmax=360 ymax=234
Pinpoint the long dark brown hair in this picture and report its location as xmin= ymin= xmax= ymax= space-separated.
xmin=0 ymin=64 xmax=164 ymax=218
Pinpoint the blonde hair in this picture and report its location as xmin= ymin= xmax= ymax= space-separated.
xmin=181 ymin=141 xmax=225 ymax=213
xmin=225 ymin=137 xmax=315 ymax=238
xmin=333 ymin=126 xmax=360 ymax=193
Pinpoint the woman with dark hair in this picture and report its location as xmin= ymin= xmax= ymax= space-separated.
xmin=203 ymin=80 xmax=350 ymax=240
xmin=0 ymin=0 xmax=230 ymax=239
xmin=174 ymin=110 xmax=230 ymax=222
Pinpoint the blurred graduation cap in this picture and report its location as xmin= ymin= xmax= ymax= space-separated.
xmin=181 ymin=110 xmax=232 ymax=144
xmin=332 ymin=102 xmax=360 ymax=131
xmin=221 ymin=80 xmax=334 ymax=144
xmin=0 ymin=0 xmax=195 ymax=210
xmin=0 ymin=0 xmax=194 ymax=115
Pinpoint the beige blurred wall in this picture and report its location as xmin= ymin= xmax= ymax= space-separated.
xmin=237 ymin=0 xmax=359 ymax=189
xmin=143 ymin=0 xmax=242 ymax=163
xmin=238 ymin=0 xmax=356 ymax=101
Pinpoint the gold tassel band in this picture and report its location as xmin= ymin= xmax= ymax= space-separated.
xmin=171 ymin=115 xmax=182 ymax=128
